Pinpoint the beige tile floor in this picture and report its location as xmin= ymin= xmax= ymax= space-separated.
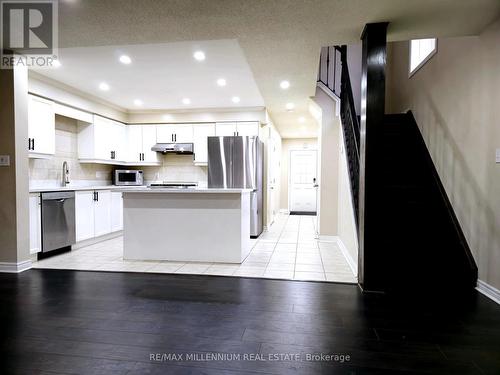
xmin=33 ymin=214 xmax=357 ymax=283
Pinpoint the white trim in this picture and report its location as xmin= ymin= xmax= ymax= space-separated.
xmin=318 ymin=235 xmax=339 ymax=243
xmin=408 ymin=39 xmax=438 ymax=78
xmin=316 ymin=82 xmax=341 ymax=117
xmin=279 ymin=209 xmax=290 ymax=214
xmin=72 ymin=231 xmax=122 ymax=250
xmin=476 ymin=280 xmax=500 ymax=305
xmin=317 ymin=236 xmax=357 ymax=277
xmin=335 ymin=237 xmax=358 ymax=277
xmin=0 ymin=260 xmax=32 ymax=273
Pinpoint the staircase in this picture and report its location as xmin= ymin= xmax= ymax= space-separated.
xmin=378 ymin=112 xmax=478 ymax=293
xmin=318 ymin=45 xmax=478 ymax=295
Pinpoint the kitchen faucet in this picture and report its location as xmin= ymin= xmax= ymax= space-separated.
xmin=62 ymin=161 xmax=70 ymax=187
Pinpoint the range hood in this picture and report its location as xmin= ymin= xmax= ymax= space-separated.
xmin=151 ymin=143 xmax=194 ymax=154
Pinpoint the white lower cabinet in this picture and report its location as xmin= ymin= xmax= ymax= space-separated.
xmin=75 ymin=191 xmax=96 ymax=242
xmin=29 ymin=193 xmax=42 ymax=254
xmin=75 ymin=189 xmax=121 ymax=242
xmin=94 ymin=190 xmax=112 ymax=237
xmin=111 ymin=192 xmax=123 ymax=232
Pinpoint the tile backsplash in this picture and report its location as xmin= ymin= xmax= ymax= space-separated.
xmin=29 ymin=115 xmax=208 ymax=188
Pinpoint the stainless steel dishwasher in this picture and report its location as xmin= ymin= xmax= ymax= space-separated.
xmin=41 ymin=191 xmax=76 ymax=253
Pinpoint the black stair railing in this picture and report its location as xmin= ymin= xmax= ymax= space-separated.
xmin=317 ymin=45 xmax=360 ymax=227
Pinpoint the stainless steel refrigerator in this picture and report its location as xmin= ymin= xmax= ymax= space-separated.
xmin=207 ymin=136 xmax=264 ymax=237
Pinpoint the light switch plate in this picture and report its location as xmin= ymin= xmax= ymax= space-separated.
xmin=496 ymin=149 xmax=500 ymax=163
xmin=0 ymin=155 xmax=10 ymax=166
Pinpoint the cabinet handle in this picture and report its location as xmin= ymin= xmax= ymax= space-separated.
xmin=32 ymin=138 xmax=35 ymax=150
xmin=142 ymin=153 xmax=144 ymax=161
xmin=28 ymin=138 xmax=31 ymax=150
xmin=96 ymin=191 xmax=99 ymax=202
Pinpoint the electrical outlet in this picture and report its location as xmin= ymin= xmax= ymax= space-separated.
xmin=0 ymin=155 xmax=10 ymax=166
xmin=496 ymin=149 xmax=500 ymax=163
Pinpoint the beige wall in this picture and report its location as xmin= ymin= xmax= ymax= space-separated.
xmin=312 ymin=88 xmax=340 ymax=237
xmin=0 ymin=65 xmax=30 ymax=267
xmin=280 ymin=138 xmax=318 ymax=211
xmin=338 ymin=127 xmax=359 ymax=273
xmin=386 ymin=19 xmax=500 ymax=290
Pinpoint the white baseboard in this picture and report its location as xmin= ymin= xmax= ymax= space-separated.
xmin=0 ymin=260 xmax=32 ymax=273
xmin=72 ymin=231 xmax=122 ymax=250
xmin=279 ymin=209 xmax=290 ymax=214
xmin=335 ymin=238 xmax=358 ymax=277
xmin=318 ymin=235 xmax=339 ymax=243
xmin=476 ymin=279 xmax=500 ymax=305
xmin=317 ymin=235 xmax=358 ymax=277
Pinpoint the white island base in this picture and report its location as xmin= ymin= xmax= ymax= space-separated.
xmin=122 ymin=189 xmax=251 ymax=263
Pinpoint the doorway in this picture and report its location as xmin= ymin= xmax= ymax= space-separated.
xmin=289 ymin=150 xmax=318 ymax=214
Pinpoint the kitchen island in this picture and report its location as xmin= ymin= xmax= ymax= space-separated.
xmin=120 ymin=188 xmax=252 ymax=263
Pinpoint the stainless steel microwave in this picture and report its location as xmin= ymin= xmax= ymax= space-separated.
xmin=113 ymin=170 xmax=144 ymax=186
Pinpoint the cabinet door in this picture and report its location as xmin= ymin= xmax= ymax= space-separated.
xmin=110 ymin=192 xmax=123 ymax=232
xmin=127 ymin=125 xmax=143 ymax=162
xmin=193 ymin=124 xmax=215 ymax=165
xmin=29 ymin=193 xmax=42 ymax=254
xmin=28 ymin=95 xmax=55 ymax=155
xmin=93 ymin=116 xmax=114 ymax=160
xmin=112 ymin=121 xmax=127 ymax=162
xmin=172 ymin=124 xmax=193 ymax=143
xmin=215 ymin=122 xmax=237 ymax=136
xmin=156 ymin=125 xmax=175 ymax=143
xmin=236 ymin=122 xmax=260 ymax=137
xmin=75 ymin=191 xmax=95 ymax=242
xmin=94 ymin=190 xmax=112 ymax=237
xmin=142 ymin=125 xmax=159 ymax=163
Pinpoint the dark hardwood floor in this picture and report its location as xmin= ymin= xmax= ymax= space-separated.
xmin=1 ymin=269 xmax=500 ymax=374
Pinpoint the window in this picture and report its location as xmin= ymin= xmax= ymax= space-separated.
xmin=409 ymin=38 xmax=437 ymax=76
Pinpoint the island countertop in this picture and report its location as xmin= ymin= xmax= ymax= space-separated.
xmin=119 ymin=187 xmax=253 ymax=194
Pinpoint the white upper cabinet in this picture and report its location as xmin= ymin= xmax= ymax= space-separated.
xmin=28 ymin=95 xmax=55 ymax=158
xmin=54 ymin=103 xmax=93 ymax=123
xmin=157 ymin=124 xmax=193 ymax=143
xmin=127 ymin=125 xmax=143 ymax=163
xmin=193 ymin=123 xmax=215 ymax=165
xmin=78 ymin=115 xmax=127 ymax=163
xmin=235 ymin=122 xmax=260 ymax=137
xmin=142 ymin=125 xmax=159 ymax=163
xmin=126 ymin=125 xmax=159 ymax=164
xmin=215 ymin=122 xmax=259 ymax=137
xmin=215 ymin=122 xmax=237 ymax=136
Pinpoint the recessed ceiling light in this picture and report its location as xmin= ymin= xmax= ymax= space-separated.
xmin=119 ymin=55 xmax=132 ymax=64
xmin=285 ymin=102 xmax=295 ymax=111
xmin=298 ymin=116 xmax=305 ymax=123
xmin=193 ymin=51 xmax=205 ymax=61
xmin=231 ymin=96 xmax=240 ymax=103
xmin=52 ymin=59 xmax=61 ymax=68
xmin=280 ymin=80 xmax=290 ymax=89
xmin=134 ymin=99 xmax=143 ymax=106
xmin=182 ymin=98 xmax=191 ymax=105
xmin=99 ymin=82 xmax=110 ymax=91
xmin=217 ymin=78 xmax=227 ymax=87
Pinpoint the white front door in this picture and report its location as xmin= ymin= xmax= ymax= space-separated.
xmin=289 ymin=150 xmax=318 ymax=213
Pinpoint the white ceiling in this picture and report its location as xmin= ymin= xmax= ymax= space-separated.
xmin=39 ymin=0 xmax=500 ymax=138
xmin=33 ymin=40 xmax=264 ymax=110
